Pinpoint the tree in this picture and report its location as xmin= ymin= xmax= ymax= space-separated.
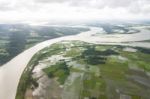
xmin=7 ymin=31 xmax=27 ymax=58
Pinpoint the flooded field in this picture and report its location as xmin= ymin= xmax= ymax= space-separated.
xmin=0 ymin=24 xmax=150 ymax=99
xmin=16 ymin=41 xmax=150 ymax=99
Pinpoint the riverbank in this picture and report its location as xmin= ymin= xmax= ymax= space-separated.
xmin=0 ymin=25 xmax=150 ymax=99
xmin=16 ymin=41 xmax=150 ymax=99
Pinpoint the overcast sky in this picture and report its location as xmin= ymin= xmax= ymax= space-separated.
xmin=0 ymin=0 xmax=150 ymax=24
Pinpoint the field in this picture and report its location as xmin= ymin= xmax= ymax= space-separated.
xmin=16 ymin=41 xmax=150 ymax=99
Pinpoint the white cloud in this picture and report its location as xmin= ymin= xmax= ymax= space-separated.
xmin=0 ymin=0 xmax=150 ymax=23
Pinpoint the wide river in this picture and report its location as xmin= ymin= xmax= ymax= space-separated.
xmin=0 ymin=26 xmax=150 ymax=99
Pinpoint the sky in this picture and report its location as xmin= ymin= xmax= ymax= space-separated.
xmin=0 ymin=0 xmax=150 ymax=24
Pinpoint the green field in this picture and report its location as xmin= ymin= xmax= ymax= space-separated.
xmin=16 ymin=41 xmax=150 ymax=99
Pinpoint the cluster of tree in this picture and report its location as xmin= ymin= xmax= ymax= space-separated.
xmin=88 ymin=23 xmax=140 ymax=34
xmin=33 ymin=26 xmax=89 ymax=38
xmin=0 ymin=32 xmax=29 ymax=65
xmin=81 ymin=45 xmax=119 ymax=65
xmin=6 ymin=31 xmax=28 ymax=59
xmin=136 ymin=47 xmax=150 ymax=54
xmin=43 ymin=61 xmax=70 ymax=84
xmin=0 ymin=49 xmax=9 ymax=65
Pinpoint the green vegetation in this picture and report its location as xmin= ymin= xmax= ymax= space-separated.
xmin=137 ymin=39 xmax=150 ymax=42
xmin=81 ymin=73 xmax=107 ymax=98
xmin=15 ymin=51 xmax=45 ymax=99
xmin=0 ymin=49 xmax=9 ymax=64
xmin=16 ymin=41 xmax=150 ymax=99
xmin=65 ymin=47 xmax=82 ymax=57
xmin=81 ymin=45 xmax=118 ymax=65
xmin=135 ymin=47 xmax=150 ymax=54
xmin=7 ymin=31 xmax=28 ymax=58
xmin=43 ymin=61 xmax=70 ymax=84
xmin=88 ymin=23 xmax=140 ymax=34
xmin=0 ymin=24 xmax=89 ymax=65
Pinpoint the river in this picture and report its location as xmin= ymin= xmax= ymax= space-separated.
xmin=0 ymin=26 xmax=150 ymax=99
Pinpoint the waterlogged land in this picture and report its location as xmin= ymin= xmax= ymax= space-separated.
xmin=16 ymin=41 xmax=150 ymax=99
xmin=1 ymin=23 xmax=150 ymax=99
xmin=1 ymin=23 xmax=150 ymax=65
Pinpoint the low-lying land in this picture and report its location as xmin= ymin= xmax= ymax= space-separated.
xmin=0 ymin=24 xmax=89 ymax=65
xmin=16 ymin=40 xmax=150 ymax=99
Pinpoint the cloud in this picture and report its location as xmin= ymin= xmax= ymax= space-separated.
xmin=34 ymin=0 xmax=68 ymax=3
xmin=129 ymin=0 xmax=150 ymax=14
xmin=67 ymin=0 xmax=132 ymax=8
xmin=0 ymin=0 xmax=150 ymax=23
